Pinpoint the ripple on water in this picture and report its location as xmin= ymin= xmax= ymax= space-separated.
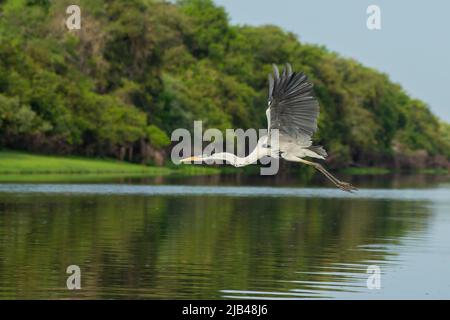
xmin=0 ymin=183 xmax=449 ymax=202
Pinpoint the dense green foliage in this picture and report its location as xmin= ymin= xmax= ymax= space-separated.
xmin=0 ymin=0 xmax=449 ymax=168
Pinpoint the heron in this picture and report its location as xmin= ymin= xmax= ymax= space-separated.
xmin=180 ymin=63 xmax=357 ymax=192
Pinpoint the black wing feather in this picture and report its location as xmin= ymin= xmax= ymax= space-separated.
xmin=268 ymin=64 xmax=319 ymax=139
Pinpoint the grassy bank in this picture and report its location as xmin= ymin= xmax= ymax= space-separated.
xmin=0 ymin=151 xmax=219 ymax=178
xmin=0 ymin=151 xmax=447 ymax=183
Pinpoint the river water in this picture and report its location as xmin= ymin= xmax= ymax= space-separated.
xmin=0 ymin=173 xmax=449 ymax=299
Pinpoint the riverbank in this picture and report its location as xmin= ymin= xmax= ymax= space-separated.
xmin=0 ymin=151 xmax=219 ymax=179
xmin=0 ymin=151 xmax=447 ymax=183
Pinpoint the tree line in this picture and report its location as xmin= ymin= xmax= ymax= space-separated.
xmin=0 ymin=0 xmax=449 ymax=168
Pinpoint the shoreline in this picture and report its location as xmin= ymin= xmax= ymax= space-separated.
xmin=0 ymin=151 xmax=219 ymax=178
xmin=0 ymin=151 xmax=448 ymax=182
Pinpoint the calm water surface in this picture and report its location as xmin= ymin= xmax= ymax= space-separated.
xmin=0 ymin=173 xmax=449 ymax=299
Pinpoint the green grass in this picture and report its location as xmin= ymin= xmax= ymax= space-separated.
xmin=1 ymin=151 xmax=446 ymax=182
xmin=413 ymin=168 xmax=450 ymax=175
xmin=0 ymin=151 xmax=169 ymax=174
xmin=0 ymin=151 xmax=220 ymax=179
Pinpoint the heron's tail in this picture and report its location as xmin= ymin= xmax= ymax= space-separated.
xmin=307 ymin=145 xmax=327 ymax=158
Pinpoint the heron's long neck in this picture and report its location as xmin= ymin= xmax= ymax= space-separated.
xmin=244 ymin=145 xmax=267 ymax=165
xmin=209 ymin=147 xmax=266 ymax=166
xmin=207 ymin=152 xmax=239 ymax=165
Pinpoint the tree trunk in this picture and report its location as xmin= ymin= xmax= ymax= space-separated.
xmin=128 ymin=146 xmax=134 ymax=162
xmin=118 ymin=146 xmax=126 ymax=161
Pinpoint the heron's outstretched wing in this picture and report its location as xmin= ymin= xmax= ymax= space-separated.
xmin=267 ymin=64 xmax=319 ymax=142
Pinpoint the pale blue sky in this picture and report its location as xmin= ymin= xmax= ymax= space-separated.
xmin=215 ymin=0 xmax=450 ymax=122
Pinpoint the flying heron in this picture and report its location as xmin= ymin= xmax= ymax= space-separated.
xmin=181 ymin=63 xmax=357 ymax=192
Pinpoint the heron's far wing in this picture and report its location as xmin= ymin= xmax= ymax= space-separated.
xmin=268 ymin=63 xmax=319 ymax=140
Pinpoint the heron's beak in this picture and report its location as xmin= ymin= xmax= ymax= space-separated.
xmin=179 ymin=156 xmax=202 ymax=163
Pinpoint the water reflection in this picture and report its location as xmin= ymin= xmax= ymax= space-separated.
xmin=161 ymin=171 xmax=450 ymax=190
xmin=0 ymin=184 xmax=448 ymax=201
xmin=1 ymin=170 xmax=449 ymax=190
xmin=1 ymin=179 xmax=448 ymax=299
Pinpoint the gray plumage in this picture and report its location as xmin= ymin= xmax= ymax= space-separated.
xmin=306 ymin=145 xmax=328 ymax=158
xmin=264 ymin=63 xmax=355 ymax=191
xmin=268 ymin=63 xmax=320 ymax=140
xmin=267 ymin=63 xmax=327 ymax=161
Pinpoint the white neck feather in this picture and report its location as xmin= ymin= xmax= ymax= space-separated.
xmin=204 ymin=144 xmax=270 ymax=167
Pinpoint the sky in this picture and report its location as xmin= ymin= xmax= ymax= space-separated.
xmin=214 ymin=0 xmax=450 ymax=123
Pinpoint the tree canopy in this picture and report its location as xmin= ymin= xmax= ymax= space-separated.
xmin=0 ymin=0 xmax=448 ymax=168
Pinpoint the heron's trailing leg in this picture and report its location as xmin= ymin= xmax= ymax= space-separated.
xmin=294 ymin=158 xmax=357 ymax=192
